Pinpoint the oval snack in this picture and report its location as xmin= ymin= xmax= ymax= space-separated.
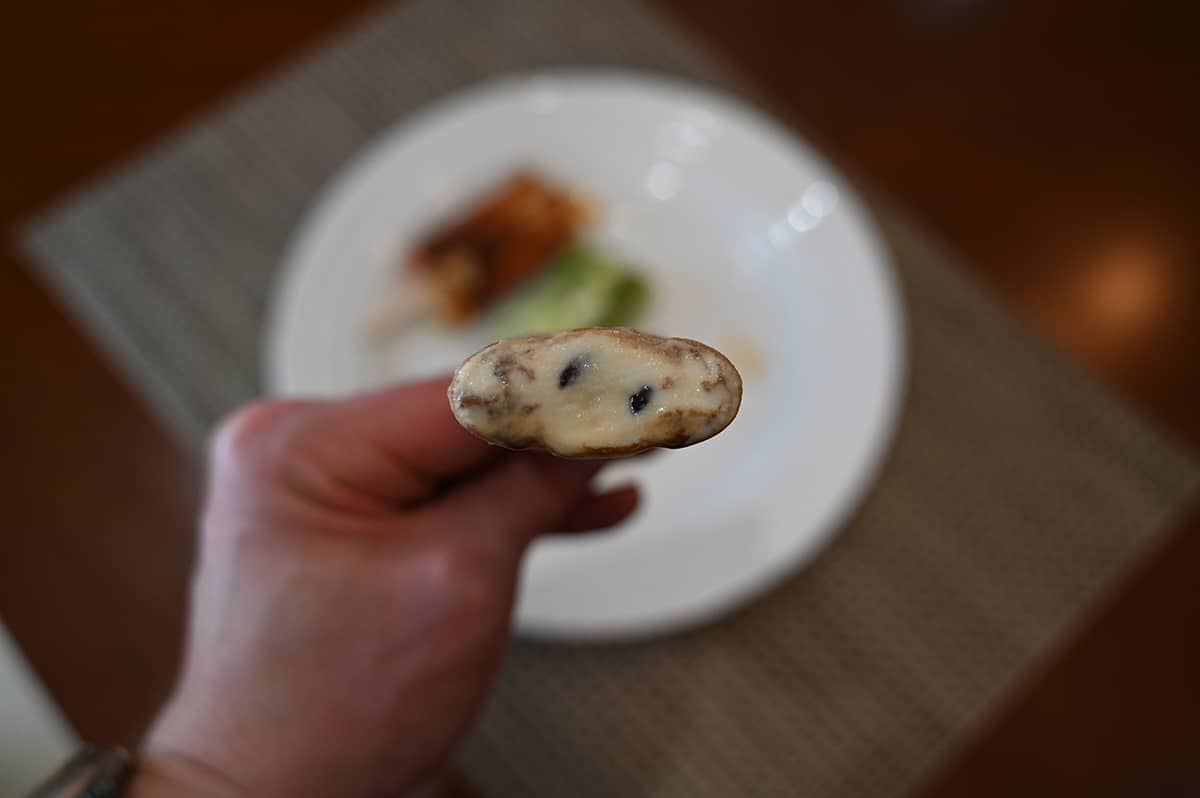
xmin=447 ymin=328 xmax=742 ymax=458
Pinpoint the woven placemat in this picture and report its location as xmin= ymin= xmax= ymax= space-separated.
xmin=21 ymin=1 xmax=1199 ymax=796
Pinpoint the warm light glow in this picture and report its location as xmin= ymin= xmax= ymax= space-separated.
xmin=1079 ymin=239 xmax=1169 ymax=331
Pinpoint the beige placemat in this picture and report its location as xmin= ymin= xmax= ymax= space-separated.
xmin=21 ymin=1 xmax=1199 ymax=796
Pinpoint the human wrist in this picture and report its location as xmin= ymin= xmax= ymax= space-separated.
xmin=123 ymin=750 xmax=247 ymax=798
xmin=126 ymin=693 xmax=255 ymax=798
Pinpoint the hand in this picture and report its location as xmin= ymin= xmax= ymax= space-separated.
xmin=130 ymin=377 xmax=638 ymax=797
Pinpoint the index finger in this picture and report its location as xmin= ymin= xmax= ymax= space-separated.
xmin=336 ymin=374 xmax=501 ymax=479
xmin=286 ymin=375 xmax=504 ymax=506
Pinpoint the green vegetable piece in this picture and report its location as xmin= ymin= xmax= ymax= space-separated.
xmin=491 ymin=244 xmax=651 ymax=336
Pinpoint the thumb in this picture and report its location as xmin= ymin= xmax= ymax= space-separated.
xmin=430 ymin=455 xmax=605 ymax=552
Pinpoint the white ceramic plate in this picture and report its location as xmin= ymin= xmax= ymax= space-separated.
xmin=267 ymin=72 xmax=905 ymax=641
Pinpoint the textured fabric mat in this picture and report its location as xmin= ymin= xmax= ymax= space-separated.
xmin=21 ymin=1 xmax=1199 ymax=796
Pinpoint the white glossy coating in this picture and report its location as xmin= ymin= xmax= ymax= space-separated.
xmin=449 ymin=329 xmax=741 ymax=457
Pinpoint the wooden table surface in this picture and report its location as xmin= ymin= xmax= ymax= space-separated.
xmin=2 ymin=0 xmax=1198 ymax=795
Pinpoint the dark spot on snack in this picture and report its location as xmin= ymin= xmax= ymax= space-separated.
xmin=558 ymin=356 xmax=584 ymax=389
xmin=663 ymin=430 xmax=695 ymax=448
xmin=491 ymin=357 xmax=511 ymax=384
xmin=458 ymin=394 xmax=487 ymax=408
xmin=660 ymin=375 xmax=676 ymax=390
xmin=491 ymin=355 xmax=533 ymax=382
xmin=489 ymin=433 xmax=541 ymax=451
xmin=629 ymin=385 xmax=653 ymax=415
xmin=520 ymin=404 xmax=541 ymax=415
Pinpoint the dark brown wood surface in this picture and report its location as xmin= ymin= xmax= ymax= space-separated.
xmin=1 ymin=0 xmax=1197 ymax=794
